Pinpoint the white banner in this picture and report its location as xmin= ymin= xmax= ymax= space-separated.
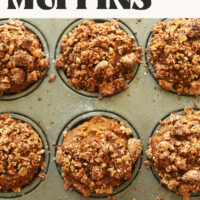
xmin=0 ymin=0 xmax=200 ymax=18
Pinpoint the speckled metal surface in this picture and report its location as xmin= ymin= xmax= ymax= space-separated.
xmin=0 ymin=18 xmax=199 ymax=200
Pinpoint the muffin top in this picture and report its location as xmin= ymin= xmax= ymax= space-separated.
xmin=55 ymin=20 xmax=142 ymax=99
xmin=146 ymin=107 xmax=200 ymax=199
xmin=0 ymin=19 xmax=49 ymax=96
xmin=150 ymin=18 xmax=200 ymax=96
xmin=56 ymin=116 xmax=142 ymax=196
xmin=0 ymin=114 xmax=45 ymax=192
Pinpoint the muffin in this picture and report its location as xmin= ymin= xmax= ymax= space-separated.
xmin=149 ymin=18 xmax=200 ymax=96
xmin=0 ymin=19 xmax=49 ymax=96
xmin=146 ymin=107 xmax=200 ymax=199
xmin=0 ymin=114 xmax=45 ymax=192
xmin=56 ymin=116 xmax=142 ymax=196
xmin=55 ymin=20 xmax=142 ymax=99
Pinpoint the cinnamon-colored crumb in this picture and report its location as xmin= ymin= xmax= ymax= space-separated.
xmin=144 ymin=160 xmax=152 ymax=168
xmin=194 ymin=102 xmax=198 ymax=108
xmin=156 ymin=186 xmax=160 ymax=190
xmin=108 ymin=196 xmax=116 ymax=200
xmin=48 ymin=74 xmax=56 ymax=83
xmin=39 ymin=172 xmax=46 ymax=180
xmin=50 ymin=120 xmax=54 ymax=125
xmin=156 ymin=198 xmax=164 ymax=200
xmin=52 ymin=142 xmax=56 ymax=147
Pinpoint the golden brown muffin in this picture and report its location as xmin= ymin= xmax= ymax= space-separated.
xmin=56 ymin=116 xmax=142 ymax=196
xmin=55 ymin=20 xmax=142 ymax=99
xmin=0 ymin=114 xmax=45 ymax=192
xmin=0 ymin=19 xmax=49 ymax=96
xmin=149 ymin=18 xmax=200 ymax=96
xmin=146 ymin=107 xmax=200 ymax=200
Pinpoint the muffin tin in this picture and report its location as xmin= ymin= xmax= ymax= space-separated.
xmin=0 ymin=18 xmax=199 ymax=200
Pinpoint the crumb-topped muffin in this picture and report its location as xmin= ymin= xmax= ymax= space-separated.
xmin=146 ymin=107 xmax=200 ymax=199
xmin=0 ymin=114 xmax=45 ymax=192
xmin=149 ymin=18 xmax=200 ymax=96
xmin=55 ymin=20 xmax=142 ymax=99
xmin=0 ymin=19 xmax=49 ymax=96
xmin=56 ymin=116 xmax=142 ymax=196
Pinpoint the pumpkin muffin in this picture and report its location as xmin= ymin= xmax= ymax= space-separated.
xmin=149 ymin=18 xmax=200 ymax=96
xmin=55 ymin=20 xmax=142 ymax=99
xmin=0 ymin=19 xmax=49 ymax=96
xmin=146 ymin=107 xmax=200 ymax=199
xmin=0 ymin=114 xmax=45 ymax=192
xmin=56 ymin=116 xmax=142 ymax=196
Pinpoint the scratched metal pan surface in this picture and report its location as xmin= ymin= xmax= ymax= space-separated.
xmin=0 ymin=18 xmax=199 ymax=200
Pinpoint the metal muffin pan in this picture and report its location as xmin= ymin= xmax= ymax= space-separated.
xmin=0 ymin=18 xmax=199 ymax=200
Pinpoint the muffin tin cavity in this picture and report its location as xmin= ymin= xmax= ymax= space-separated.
xmin=147 ymin=108 xmax=200 ymax=198
xmin=0 ymin=19 xmax=49 ymax=101
xmin=145 ymin=18 xmax=198 ymax=97
xmin=55 ymin=111 xmax=142 ymax=198
xmin=55 ymin=19 xmax=140 ymax=98
xmin=0 ymin=112 xmax=50 ymax=198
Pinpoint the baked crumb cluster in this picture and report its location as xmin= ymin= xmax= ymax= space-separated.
xmin=0 ymin=19 xmax=49 ymax=96
xmin=146 ymin=107 xmax=200 ymax=199
xmin=55 ymin=20 xmax=142 ymax=99
xmin=150 ymin=18 xmax=200 ymax=96
xmin=56 ymin=116 xmax=142 ymax=196
xmin=0 ymin=114 xmax=45 ymax=192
